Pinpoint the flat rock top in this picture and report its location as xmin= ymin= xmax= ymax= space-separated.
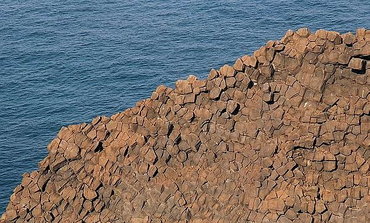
xmin=2 ymin=28 xmax=370 ymax=223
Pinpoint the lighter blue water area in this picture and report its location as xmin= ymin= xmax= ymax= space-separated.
xmin=1 ymin=0 xmax=369 ymax=212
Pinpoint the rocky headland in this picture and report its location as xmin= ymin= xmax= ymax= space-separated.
xmin=1 ymin=28 xmax=370 ymax=223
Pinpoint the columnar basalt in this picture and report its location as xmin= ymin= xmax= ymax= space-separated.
xmin=1 ymin=28 xmax=370 ymax=223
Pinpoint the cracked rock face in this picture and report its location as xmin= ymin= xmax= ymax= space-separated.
xmin=1 ymin=28 xmax=370 ymax=223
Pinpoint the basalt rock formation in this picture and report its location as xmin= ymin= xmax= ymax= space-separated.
xmin=2 ymin=28 xmax=370 ymax=223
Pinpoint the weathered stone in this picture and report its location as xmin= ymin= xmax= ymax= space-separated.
xmin=315 ymin=200 xmax=327 ymax=213
xmin=323 ymin=160 xmax=336 ymax=171
xmin=297 ymin=27 xmax=310 ymax=37
xmin=226 ymin=100 xmax=239 ymax=114
xmin=316 ymin=29 xmax=328 ymax=39
xmin=145 ymin=148 xmax=157 ymax=164
xmin=184 ymin=93 xmax=196 ymax=104
xmin=64 ymin=144 xmax=80 ymax=160
xmin=259 ymin=65 xmax=274 ymax=76
xmin=241 ymin=55 xmax=258 ymax=68
xmin=138 ymin=162 xmax=149 ymax=174
xmin=220 ymin=65 xmax=236 ymax=77
xmin=233 ymin=58 xmax=245 ymax=71
xmin=327 ymin=31 xmax=342 ymax=44
xmin=348 ymin=58 xmax=365 ymax=70
xmin=148 ymin=165 xmax=157 ymax=177
xmin=225 ymin=77 xmax=236 ymax=88
xmin=338 ymin=53 xmax=351 ymax=65
xmin=342 ymin=32 xmax=355 ymax=45
xmin=260 ymin=143 xmax=276 ymax=157
xmin=281 ymin=29 xmax=294 ymax=43
xmin=322 ymin=189 xmax=335 ymax=202
xmin=268 ymin=198 xmax=286 ymax=211
xmin=4 ymin=210 xmax=17 ymax=220
xmin=175 ymin=80 xmax=192 ymax=94
xmin=83 ymin=186 xmax=97 ymax=200
xmin=209 ymin=87 xmax=221 ymax=99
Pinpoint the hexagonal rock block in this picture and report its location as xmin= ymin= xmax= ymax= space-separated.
xmin=267 ymin=198 xmax=286 ymax=211
xmin=348 ymin=58 xmax=366 ymax=70
xmin=83 ymin=186 xmax=97 ymax=200
xmin=208 ymin=69 xmax=219 ymax=80
xmin=316 ymin=29 xmax=329 ymax=39
xmin=315 ymin=200 xmax=327 ymax=214
xmin=296 ymin=27 xmax=310 ymax=37
xmin=233 ymin=58 xmax=245 ymax=71
xmin=64 ymin=144 xmax=80 ymax=160
xmin=323 ymin=160 xmax=337 ymax=171
xmin=260 ymin=143 xmax=277 ymax=157
xmin=220 ymin=65 xmax=236 ymax=77
xmin=342 ymin=32 xmax=355 ymax=45
xmin=209 ymin=87 xmax=221 ymax=99
xmin=241 ymin=55 xmax=258 ymax=68
xmin=175 ymin=80 xmax=192 ymax=94
xmin=145 ymin=148 xmax=157 ymax=164
xmin=226 ymin=100 xmax=239 ymax=114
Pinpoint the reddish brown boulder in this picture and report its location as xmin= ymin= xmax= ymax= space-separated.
xmin=349 ymin=57 xmax=366 ymax=70
xmin=83 ymin=186 xmax=98 ymax=200
xmin=241 ymin=55 xmax=258 ymax=68
xmin=209 ymin=86 xmax=221 ymax=99
xmin=64 ymin=144 xmax=80 ymax=160
xmin=220 ymin=64 xmax=236 ymax=77
xmin=297 ymin=27 xmax=310 ymax=37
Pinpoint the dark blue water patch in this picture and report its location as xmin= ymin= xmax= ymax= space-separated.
xmin=0 ymin=0 xmax=369 ymax=212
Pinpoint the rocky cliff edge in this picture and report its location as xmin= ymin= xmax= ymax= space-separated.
xmin=1 ymin=28 xmax=370 ymax=223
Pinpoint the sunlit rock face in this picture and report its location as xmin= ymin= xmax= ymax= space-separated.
xmin=2 ymin=28 xmax=370 ymax=223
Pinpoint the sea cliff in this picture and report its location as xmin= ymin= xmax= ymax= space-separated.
xmin=2 ymin=28 xmax=370 ymax=222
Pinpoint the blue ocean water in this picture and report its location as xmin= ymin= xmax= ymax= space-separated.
xmin=0 ymin=0 xmax=369 ymax=212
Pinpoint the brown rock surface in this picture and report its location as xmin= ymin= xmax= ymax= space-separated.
xmin=349 ymin=57 xmax=366 ymax=70
xmin=2 ymin=28 xmax=370 ymax=222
